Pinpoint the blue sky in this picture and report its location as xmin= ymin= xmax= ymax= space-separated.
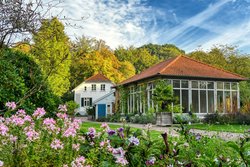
xmin=54 ymin=0 xmax=250 ymax=53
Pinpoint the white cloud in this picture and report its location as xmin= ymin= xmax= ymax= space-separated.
xmin=53 ymin=0 xmax=161 ymax=49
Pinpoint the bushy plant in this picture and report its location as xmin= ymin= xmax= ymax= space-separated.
xmin=174 ymin=113 xmax=200 ymax=124
xmin=65 ymin=101 xmax=79 ymax=116
xmin=130 ymin=113 xmax=156 ymax=124
xmin=203 ymin=113 xmax=250 ymax=125
xmin=0 ymin=49 xmax=61 ymax=114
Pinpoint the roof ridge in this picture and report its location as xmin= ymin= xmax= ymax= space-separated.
xmin=159 ymin=56 xmax=182 ymax=74
xmin=182 ymin=55 xmax=246 ymax=79
xmin=85 ymin=73 xmax=112 ymax=82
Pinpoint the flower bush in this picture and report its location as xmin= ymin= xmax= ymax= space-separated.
xmin=1 ymin=102 xmax=250 ymax=167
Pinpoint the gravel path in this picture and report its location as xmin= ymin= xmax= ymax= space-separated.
xmin=78 ymin=117 xmax=243 ymax=141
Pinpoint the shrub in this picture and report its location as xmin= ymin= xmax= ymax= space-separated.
xmin=0 ymin=49 xmax=61 ymax=114
xmin=130 ymin=113 xmax=156 ymax=124
xmin=173 ymin=113 xmax=200 ymax=124
xmin=65 ymin=101 xmax=79 ymax=116
xmin=203 ymin=112 xmax=250 ymax=125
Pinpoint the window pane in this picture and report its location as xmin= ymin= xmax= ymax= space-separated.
xmin=92 ymin=84 xmax=96 ymax=91
xmin=166 ymin=79 xmax=172 ymax=85
xmin=173 ymin=89 xmax=180 ymax=105
xmin=200 ymin=81 xmax=206 ymax=89
xmin=208 ymin=91 xmax=214 ymax=113
xmin=217 ymin=82 xmax=223 ymax=89
xmin=192 ymin=90 xmax=199 ymax=113
xmin=207 ymin=82 xmax=214 ymax=89
xmin=173 ymin=80 xmax=180 ymax=88
xmin=182 ymin=90 xmax=189 ymax=113
xmin=181 ymin=80 xmax=188 ymax=88
xmin=101 ymin=84 xmax=105 ymax=91
xmin=232 ymin=83 xmax=237 ymax=90
xmin=225 ymin=83 xmax=230 ymax=90
xmin=232 ymin=92 xmax=238 ymax=112
xmin=217 ymin=91 xmax=224 ymax=112
xmin=81 ymin=98 xmax=84 ymax=107
xmin=200 ymin=90 xmax=207 ymax=113
xmin=225 ymin=91 xmax=231 ymax=112
xmin=192 ymin=81 xmax=198 ymax=88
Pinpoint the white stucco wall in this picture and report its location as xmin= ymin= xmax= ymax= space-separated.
xmin=94 ymin=92 xmax=115 ymax=119
xmin=73 ymin=82 xmax=114 ymax=115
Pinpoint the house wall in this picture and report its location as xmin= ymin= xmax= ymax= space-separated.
xmin=119 ymin=77 xmax=240 ymax=116
xmin=94 ymin=92 xmax=115 ymax=119
xmin=74 ymin=82 xmax=114 ymax=115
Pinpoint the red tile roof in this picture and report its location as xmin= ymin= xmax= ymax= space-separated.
xmin=85 ymin=73 xmax=112 ymax=83
xmin=119 ymin=55 xmax=247 ymax=85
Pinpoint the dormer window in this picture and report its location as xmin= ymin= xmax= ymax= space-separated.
xmin=91 ymin=84 xmax=96 ymax=91
xmin=101 ymin=84 xmax=105 ymax=91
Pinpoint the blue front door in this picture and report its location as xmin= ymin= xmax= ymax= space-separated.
xmin=98 ymin=104 xmax=106 ymax=118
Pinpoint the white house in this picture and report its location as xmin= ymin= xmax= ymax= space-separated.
xmin=72 ymin=73 xmax=115 ymax=118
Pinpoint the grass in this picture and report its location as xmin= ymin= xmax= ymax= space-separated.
xmin=81 ymin=122 xmax=162 ymax=139
xmin=186 ymin=123 xmax=250 ymax=133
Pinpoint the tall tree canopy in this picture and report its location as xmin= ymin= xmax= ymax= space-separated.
xmin=70 ymin=37 xmax=135 ymax=88
xmin=114 ymin=46 xmax=159 ymax=74
xmin=139 ymin=43 xmax=185 ymax=60
xmin=32 ymin=18 xmax=71 ymax=97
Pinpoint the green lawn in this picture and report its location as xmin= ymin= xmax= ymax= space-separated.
xmin=186 ymin=124 xmax=250 ymax=133
xmin=81 ymin=122 xmax=162 ymax=139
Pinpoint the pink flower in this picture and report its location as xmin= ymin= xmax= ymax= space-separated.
xmin=24 ymin=115 xmax=32 ymax=122
xmin=0 ymin=160 xmax=3 ymax=167
xmin=0 ymin=123 xmax=8 ymax=136
xmin=112 ymin=147 xmax=126 ymax=158
xmin=51 ymin=139 xmax=64 ymax=150
xmin=9 ymin=135 xmax=18 ymax=143
xmin=71 ymin=156 xmax=86 ymax=167
xmin=115 ymin=157 xmax=128 ymax=166
xmin=56 ymin=113 xmax=68 ymax=119
xmin=10 ymin=115 xmax=25 ymax=126
xmin=63 ymin=127 xmax=77 ymax=137
xmin=0 ymin=117 xmax=5 ymax=123
xmin=43 ymin=118 xmax=60 ymax=134
xmin=72 ymin=143 xmax=80 ymax=151
xmin=58 ymin=104 xmax=67 ymax=112
xmin=32 ymin=108 xmax=46 ymax=119
xmin=24 ymin=126 xmax=39 ymax=141
xmin=17 ymin=109 xmax=26 ymax=116
xmin=100 ymin=141 xmax=105 ymax=147
xmin=5 ymin=102 xmax=16 ymax=110
xmin=101 ymin=123 xmax=109 ymax=129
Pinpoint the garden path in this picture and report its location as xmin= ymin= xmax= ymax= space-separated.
xmin=78 ymin=117 xmax=243 ymax=141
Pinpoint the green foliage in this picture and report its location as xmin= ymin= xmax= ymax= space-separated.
xmin=66 ymin=100 xmax=79 ymax=116
xmin=86 ymin=107 xmax=95 ymax=116
xmin=173 ymin=113 xmax=200 ymax=124
xmin=70 ymin=40 xmax=135 ymax=88
xmin=0 ymin=49 xmax=60 ymax=114
xmin=203 ymin=113 xmax=250 ymax=125
xmin=32 ymin=17 xmax=71 ymax=96
xmin=115 ymin=46 xmax=159 ymax=74
xmin=152 ymin=80 xmax=178 ymax=112
xmin=139 ymin=43 xmax=185 ymax=60
xmin=130 ymin=113 xmax=156 ymax=124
